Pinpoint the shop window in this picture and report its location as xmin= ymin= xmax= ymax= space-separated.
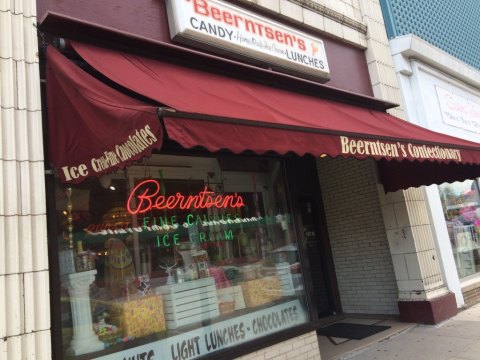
xmin=53 ymin=154 xmax=309 ymax=359
xmin=439 ymin=179 xmax=480 ymax=279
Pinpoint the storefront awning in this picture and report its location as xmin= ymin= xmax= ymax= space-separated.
xmin=46 ymin=46 xmax=163 ymax=184
xmin=47 ymin=41 xmax=480 ymax=191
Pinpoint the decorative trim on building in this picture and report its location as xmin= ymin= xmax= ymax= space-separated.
xmin=289 ymin=0 xmax=367 ymax=34
xmin=390 ymin=34 xmax=480 ymax=89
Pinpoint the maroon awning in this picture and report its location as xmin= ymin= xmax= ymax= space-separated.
xmin=50 ymin=41 xmax=480 ymax=191
xmin=46 ymin=46 xmax=163 ymax=184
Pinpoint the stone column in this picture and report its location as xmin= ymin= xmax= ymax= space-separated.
xmin=61 ymin=270 xmax=104 ymax=356
xmin=1 ymin=0 xmax=52 ymax=358
xmin=379 ymin=186 xmax=457 ymax=323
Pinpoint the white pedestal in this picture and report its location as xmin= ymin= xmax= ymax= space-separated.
xmin=61 ymin=270 xmax=104 ymax=356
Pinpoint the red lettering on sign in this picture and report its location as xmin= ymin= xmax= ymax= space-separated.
xmin=127 ymin=179 xmax=245 ymax=215
xmin=190 ymin=0 xmax=309 ymax=51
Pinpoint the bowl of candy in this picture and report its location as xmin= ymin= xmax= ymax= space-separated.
xmin=96 ymin=324 xmax=123 ymax=347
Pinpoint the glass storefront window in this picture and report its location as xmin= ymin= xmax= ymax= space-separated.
xmin=439 ymin=179 xmax=480 ymax=279
xmin=54 ymin=154 xmax=309 ymax=359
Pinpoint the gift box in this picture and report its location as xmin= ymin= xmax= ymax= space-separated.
xmin=240 ymin=275 xmax=282 ymax=308
xmin=108 ymin=294 xmax=166 ymax=338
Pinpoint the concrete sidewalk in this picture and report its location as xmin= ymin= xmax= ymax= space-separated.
xmin=344 ymin=303 xmax=480 ymax=360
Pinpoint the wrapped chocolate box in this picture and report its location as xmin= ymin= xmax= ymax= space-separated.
xmin=240 ymin=275 xmax=282 ymax=308
xmin=108 ymin=294 xmax=166 ymax=338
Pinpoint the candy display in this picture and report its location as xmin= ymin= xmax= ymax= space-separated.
xmin=192 ymin=250 xmax=210 ymax=278
xmin=75 ymin=241 xmax=96 ymax=272
xmin=54 ymin=154 xmax=309 ymax=359
xmin=124 ymin=274 xmax=152 ymax=298
xmin=240 ymin=275 xmax=282 ymax=308
xmin=104 ymin=238 xmax=136 ymax=298
xmin=94 ymin=320 xmax=123 ymax=347
xmin=239 ymin=264 xmax=258 ymax=281
xmin=108 ymin=294 xmax=166 ymax=338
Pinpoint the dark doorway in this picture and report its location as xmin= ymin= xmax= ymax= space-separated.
xmin=298 ymin=196 xmax=336 ymax=317
xmin=286 ymin=156 xmax=339 ymax=319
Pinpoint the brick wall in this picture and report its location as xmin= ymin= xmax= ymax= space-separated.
xmin=235 ymin=331 xmax=321 ymax=360
xmin=316 ymin=157 xmax=399 ymax=314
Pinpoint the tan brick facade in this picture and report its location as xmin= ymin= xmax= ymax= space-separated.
xmin=0 ymin=0 xmax=51 ymax=358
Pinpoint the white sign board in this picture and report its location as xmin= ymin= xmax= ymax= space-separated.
xmin=436 ymin=86 xmax=480 ymax=134
xmin=166 ymin=0 xmax=330 ymax=82
xmin=93 ymin=299 xmax=306 ymax=360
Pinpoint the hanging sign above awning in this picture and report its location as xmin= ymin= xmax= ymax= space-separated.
xmin=165 ymin=0 xmax=330 ymax=82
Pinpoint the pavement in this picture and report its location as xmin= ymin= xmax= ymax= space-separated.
xmin=318 ymin=315 xmax=416 ymax=360
xmin=341 ymin=303 xmax=480 ymax=360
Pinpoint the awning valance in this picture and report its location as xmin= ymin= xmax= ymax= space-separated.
xmin=47 ymin=41 xmax=480 ymax=191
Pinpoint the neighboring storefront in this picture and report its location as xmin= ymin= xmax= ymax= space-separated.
xmin=389 ymin=34 xmax=480 ymax=307
xmin=438 ymin=180 xmax=480 ymax=279
xmin=34 ymin=1 xmax=480 ymax=360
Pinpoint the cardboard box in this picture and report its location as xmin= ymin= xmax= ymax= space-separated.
xmin=217 ymin=285 xmax=246 ymax=312
xmin=108 ymin=294 xmax=165 ymax=338
xmin=240 ymin=275 xmax=282 ymax=308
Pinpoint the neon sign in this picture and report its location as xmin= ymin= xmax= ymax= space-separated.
xmin=127 ymin=179 xmax=245 ymax=215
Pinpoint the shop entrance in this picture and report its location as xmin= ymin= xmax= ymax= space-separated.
xmin=286 ymin=156 xmax=338 ymax=319
xmin=298 ymin=197 xmax=337 ymax=317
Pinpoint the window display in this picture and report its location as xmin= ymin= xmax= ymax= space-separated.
xmin=439 ymin=179 xmax=480 ymax=279
xmin=54 ymin=154 xmax=309 ymax=359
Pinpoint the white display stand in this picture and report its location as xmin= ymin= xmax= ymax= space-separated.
xmin=264 ymin=262 xmax=300 ymax=296
xmin=61 ymin=270 xmax=104 ymax=356
xmin=155 ymin=277 xmax=219 ymax=329
xmin=275 ymin=262 xmax=295 ymax=296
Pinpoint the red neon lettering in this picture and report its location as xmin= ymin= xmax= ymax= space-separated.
xmin=127 ymin=179 xmax=245 ymax=215
xmin=154 ymin=195 xmax=166 ymax=209
xmin=165 ymin=195 xmax=178 ymax=208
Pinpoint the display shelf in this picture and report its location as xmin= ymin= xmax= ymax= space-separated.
xmin=155 ymin=277 xmax=220 ymax=329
